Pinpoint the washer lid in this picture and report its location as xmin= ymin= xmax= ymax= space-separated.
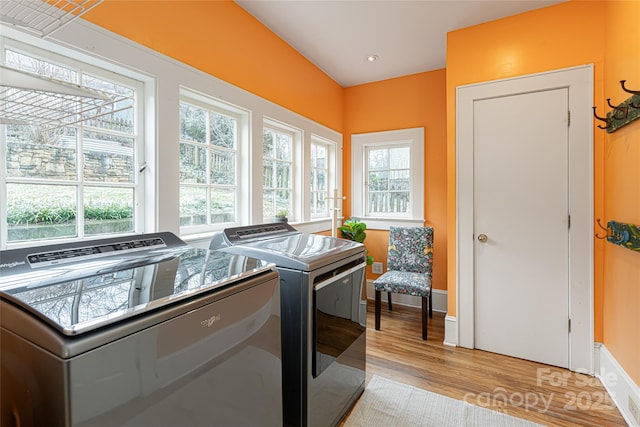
xmin=0 ymin=248 xmax=273 ymax=336
xmin=0 ymin=232 xmax=189 ymax=290
xmin=223 ymin=232 xmax=364 ymax=271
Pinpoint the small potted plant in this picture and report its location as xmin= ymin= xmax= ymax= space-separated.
xmin=339 ymin=218 xmax=374 ymax=265
xmin=274 ymin=209 xmax=288 ymax=223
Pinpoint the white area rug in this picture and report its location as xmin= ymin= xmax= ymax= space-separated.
xmin=344 ymin=375 xmax=545 ymax=427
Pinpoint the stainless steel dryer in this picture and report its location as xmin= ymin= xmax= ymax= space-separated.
xmin=210 ymin=223 xmax=366 ymax=427
xmin=0 ymin=232 xmax=282 ymax=427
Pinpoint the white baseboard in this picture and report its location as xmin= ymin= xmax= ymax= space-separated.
xmin=365 ymin=279 xmax=447 ymax=313
xmin=444 ymin=316 xmax=457 ymax=347
xmin=596 ymin=343 xmax=640 ymax=427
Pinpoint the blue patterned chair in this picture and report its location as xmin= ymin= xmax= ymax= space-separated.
xmin=373 ymin=226 xmax=433 ymax=340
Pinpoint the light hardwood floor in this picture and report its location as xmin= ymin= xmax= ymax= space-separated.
xmin=353 ymin=301 xmax=627 ymax=427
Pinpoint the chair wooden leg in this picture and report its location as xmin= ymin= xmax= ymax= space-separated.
xmin=421 ymin=296 xmax=428 ymax=340
xmin=429 ymin=291 xmax=433 ymax=318
xmin=375 ymin=290 xmax=381 ymax=330
xmin=387 ymin=292 xmax=393 ymax=311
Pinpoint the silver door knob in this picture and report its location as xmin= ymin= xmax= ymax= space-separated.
xmin=477 ymin=234 xmax=488 ymax=243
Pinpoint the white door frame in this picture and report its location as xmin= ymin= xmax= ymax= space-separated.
xmin=456 ymin=65 xmax=594 ymax=373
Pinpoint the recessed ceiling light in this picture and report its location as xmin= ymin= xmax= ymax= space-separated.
xmin=366 ymin=55 xmax=379 ymax=62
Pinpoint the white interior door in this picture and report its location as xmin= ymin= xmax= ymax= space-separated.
xmin=473 ymin=89 xmax=569 ymax=368
xmin=456 ymin=65 xmax=594 ymax=373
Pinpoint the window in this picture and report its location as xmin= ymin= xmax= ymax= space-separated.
xmin=366 ymin=145 xmax=410 ymax=215
xmin=1 ymin=44 xmax=142 ymax=248
xmin=310 ymin=139 xmax=329 ymax=218
xmin=1 ymin=18 xmax=343 ymax=247
xmin=351 ymin=128 xmax=424 ymax=229
xmin=263 ymin=123 xmax=297 ymax=222
xmin=179 ymin=94 xmax=242 ymax=233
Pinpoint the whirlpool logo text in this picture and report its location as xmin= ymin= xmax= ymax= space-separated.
xmin=0 ymin=261 xmax=26 ymax=269
xmin=201 ymin=314 xmax=221 ymax=328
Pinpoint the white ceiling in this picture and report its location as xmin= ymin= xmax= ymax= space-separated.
xmin=236 ymin=0 xmax=565 ymax=87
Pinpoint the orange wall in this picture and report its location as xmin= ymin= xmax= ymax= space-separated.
xmin=447 ymin=0 xmax=639 ymax=386
xmin=602 ymin=0 xmax=640 ymax=385
xmin=84 ymin=0 xmax=343 ymax=131
xmin=343 ymin=70 xmax=447 ymax=290
xmin=446 ymin=0 xmax=605 ymax=321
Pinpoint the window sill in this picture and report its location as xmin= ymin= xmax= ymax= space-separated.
xmin=357 ymin=217 xmax=425 ymax=231
xmin=181 ymin=231 xmax=220 ymax=249
xmin=180 ymin=218 xmax=335 ymax=249
xmin=290 ymin=218 xmax=333 ymax=234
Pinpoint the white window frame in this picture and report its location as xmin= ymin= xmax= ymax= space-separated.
xmin=178 ymin=89 xmax=249 ymax=236
xmin=0 ymin=38 xmax=146 ymax=249
xmin=351 ymin=127 xmax=425 ymax=230
xmin=262 ymin=118 xmax=301 ymax=223
xmin=309 ymin=136 xmax=335 ymax=219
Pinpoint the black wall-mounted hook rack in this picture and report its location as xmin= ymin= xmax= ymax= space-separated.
xmin=593 ymin=80 xmax=640 ymax=133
